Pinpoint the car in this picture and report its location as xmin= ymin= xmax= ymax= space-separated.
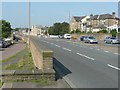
xmin=84 ymin=36 xmax=98 ymax=44
xmin=80 ymin=36 xmax=88 ymax=41
xmin=104 ymin=37 xmax=120 ymax=44
xmin=64 ymin=34 xmax=71 ymax=39
xmin=58 ymin=35 xmax=64 ymax=39
xmin=0 ymin=41 xmax=2 ymax=48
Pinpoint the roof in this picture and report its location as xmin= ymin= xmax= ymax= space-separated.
xmin=73 ymin=16 xmax=86 ymax=22
xmin=90 ymin=14 xmax=120 ymax=20
xmin=33 ymin=25 xmax=48 ymax=30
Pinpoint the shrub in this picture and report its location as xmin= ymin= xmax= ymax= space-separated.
xmin=97 ymin=29 xmax=108 ymax=33
xmin=110 ymin=29 xmax=117 ymax=37
xmin=75 ymin=29 xmax=81 ymax=34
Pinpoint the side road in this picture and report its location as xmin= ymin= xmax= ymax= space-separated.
xmin=1 ymin=41 xmax=26 ymax=61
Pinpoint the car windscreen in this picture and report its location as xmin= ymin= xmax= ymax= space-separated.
xmin=66 ymin=35 xmax=70 ymax=36
xmin=89 ymin=37 xmax=95 ymax=39
xmin=110 ymin=37 xmax=116 ymax=39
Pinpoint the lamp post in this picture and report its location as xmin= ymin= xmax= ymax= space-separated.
xmin=28 ymin=0 xmax=30 ymax=46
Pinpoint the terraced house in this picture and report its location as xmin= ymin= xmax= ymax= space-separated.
xmin=70 ymin=12 xmax=120 ymax=33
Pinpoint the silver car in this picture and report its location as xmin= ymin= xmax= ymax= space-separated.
xmin=104 ymin=37 xmax=119 ymax=44
xmin=84 ymin=36 xmax=98 ymax=44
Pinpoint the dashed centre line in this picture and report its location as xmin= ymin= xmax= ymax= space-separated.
xmin=107 ymin=64 xmax=120 ymax=70
xmin=62 ymin=48 xmax=72 ymax=52
xmin=55 ymin=45 xmax=61 ymax=47
xmin=104 ymin=50 xmax=109 ymax=53
xmin=76 ymin=53 xmax=95 ymax=60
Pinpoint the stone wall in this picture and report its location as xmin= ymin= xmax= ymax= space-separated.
xmin=30 ymin=37 xmax=54 ymax=71
xmin=71 ymin=33 xmax=111 ymax=41
xmin=2 ymin=70 xmax=55 ymax=82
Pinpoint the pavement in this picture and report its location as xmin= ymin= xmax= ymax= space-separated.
xmin=31 ymin=36 xmax=119 ymax=88
xmin=1 ymin=41 xmax=26 ymax=61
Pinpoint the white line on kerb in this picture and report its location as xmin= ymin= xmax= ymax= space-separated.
xmin=107 ymin=64 xmax=120 ymax=70
xmin=63 ymin=48 xmax=72 ymax=52
xmin=76 ymin=53 xmax=95 ymax=60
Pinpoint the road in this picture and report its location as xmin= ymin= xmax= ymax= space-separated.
xmin=32 ymin=36 xmax=119 ymax=88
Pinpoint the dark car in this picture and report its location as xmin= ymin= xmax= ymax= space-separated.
xmin=80 ymin=36 xmax=88 ymax=41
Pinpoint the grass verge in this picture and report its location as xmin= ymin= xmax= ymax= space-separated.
xmin=0 ymin=81 xmax=3 ymax=88
xmin=2 ymin=48 xmax=34 ymax=70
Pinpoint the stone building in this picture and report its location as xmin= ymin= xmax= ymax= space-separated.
xmin=31 ymin=25 xmax=48 ymax=36
xmin=70 ymin=12 xmax=120 ymax=33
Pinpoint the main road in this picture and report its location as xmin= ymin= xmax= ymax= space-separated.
xmin=32 ymin=36 xmax=119 ymax=89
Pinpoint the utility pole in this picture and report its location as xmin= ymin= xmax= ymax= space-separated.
xmin=28 ymin=0 xmax=30 ymax=46
xmin=69 ymin=11 xmax=71 ymax=34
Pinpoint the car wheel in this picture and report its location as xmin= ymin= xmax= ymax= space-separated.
xmin=111 ymin=41 xmax=113 ymax=44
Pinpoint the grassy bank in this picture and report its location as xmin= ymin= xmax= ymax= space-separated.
xmin=2 ymin=48 xmax=34 ymax=70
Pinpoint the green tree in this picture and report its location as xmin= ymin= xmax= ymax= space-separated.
xmin=48 ymin=26 xmax=54 ymax=35
xmin=110 ymin=29 xmax=117 ymax=37
xmin=75 ymin=29 xmax=81 ymax=34
xmin=48 ymin=22 xmax=70 ymax=35
xmin=0 ymin=20 xmax=12 ymax=38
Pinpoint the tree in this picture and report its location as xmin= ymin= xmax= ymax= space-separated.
xmin=48 ymin=22 xmax=70 ymax=35
xmin=110 ymin=29 xmax=117 ymax=37
xmin=75 ymin=29 xmax=81 ymax=34
xmin=0 ymin=20 xmax=12 ymax=38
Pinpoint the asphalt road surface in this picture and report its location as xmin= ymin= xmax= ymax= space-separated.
xmin=32 ymin=36 xmax=119 ymax=88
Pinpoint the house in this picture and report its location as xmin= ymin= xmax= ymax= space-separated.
xmin=70 ymin=12 xmax=120 ymax=33
xmin=31 ymin=25 xmax=48 ymax=36
xmin=70 ymin=16 xmax=86 ymax=32
xmin=87 ymin=12 xmax=120 ymax=32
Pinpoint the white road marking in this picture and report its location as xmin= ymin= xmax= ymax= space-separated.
xmin=90 ymin=47 xmax=93 ymax=49
xmin=55 ymin=45 xmax=61 ymax=47
xmin=107 ymin=64 xmax=120 ymax=70
xmin=114 ymin=53 xmax=118 ymax=55
xmin=76 ymin=53 xmax=95 ymax=60
xmin=114 ymin=53 xmax=120 ymax=55
xmin=63 ymin=48 xmax=72 ymax=52
xmin=50 ymin=43 xmax=54 ymax=45
xmin=104 ymin=51 xmax=109 ymax=53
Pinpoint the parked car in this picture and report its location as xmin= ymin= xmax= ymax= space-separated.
xmin=58 ymin=35 xmax=64 ymax=39
xmin=80 ymin=36 xmax=88 ymax=41
xmin=84 ymin=36 xmax=98 ymax=44
xmin=104 ymin=37 xmax=120 ymax=44
xmin=64 ymin=34 xmax=71 ymax=39
xmin=0 ymin=40 xmax=2 ymax=48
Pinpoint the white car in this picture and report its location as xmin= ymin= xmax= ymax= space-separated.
xmin=64 ymin=34 xmax=71 ymax=39
xmin=104 ymin=37 xmax=120 ymax=44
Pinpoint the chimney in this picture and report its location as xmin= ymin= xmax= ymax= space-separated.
xmin=112 ymin=12 xmax=116 ymax=18
xmin=90 ymin=14 xmax=93 ymax=17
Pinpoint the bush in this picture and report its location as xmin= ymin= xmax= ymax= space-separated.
xmin=110 ymin=29 xmax=117 ymax=37
xmin=75 ymin=29 xmax=81 ymax=34
xmin=70 ymin=30 xmax=75 ymax=34
xmin=97 ymin=29 xmax=108 ymax=33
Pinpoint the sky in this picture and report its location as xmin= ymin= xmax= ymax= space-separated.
xmin=1 ymin=2 xmax=119 ymax=28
